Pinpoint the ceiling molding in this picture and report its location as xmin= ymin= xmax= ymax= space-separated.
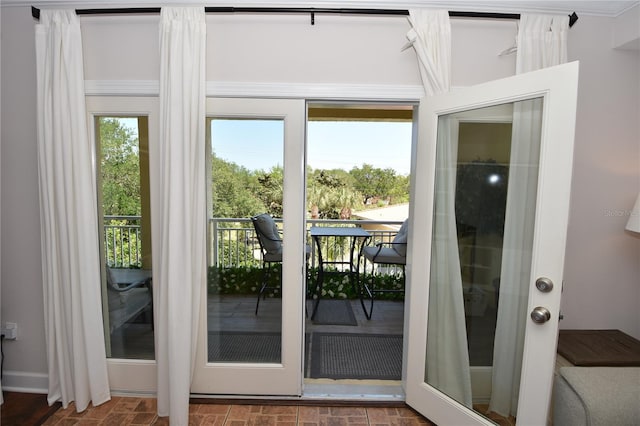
xmin=6 ymin=0 xmax=640 ymax=18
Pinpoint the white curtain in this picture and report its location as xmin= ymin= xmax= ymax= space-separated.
xmin=489 ymin=14 xmax=568 ymax=417
xmin=405 ymin=9 xmax=451 ymax=96
xmin=35 ymin=10 xmax=110 ymax=411
xmin=153 ymin=7 xmax=206 ymax=425
xmin=406 ymin=9 xmax=472 ymax=407
xmin=426 ymin=118 xmax=473 ymax=407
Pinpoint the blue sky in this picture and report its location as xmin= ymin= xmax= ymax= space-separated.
xmin=117 ymin=117 xmax=413 ymax=175
xmin=211 ymin=119 xmax=412 ymax=175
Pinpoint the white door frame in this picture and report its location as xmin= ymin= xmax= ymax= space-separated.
xmin=191 ymin=97 xmax=307 ymax=395
xmin=86 ymin=96 xmax=159 ymax=393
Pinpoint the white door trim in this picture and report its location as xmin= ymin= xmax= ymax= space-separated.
xmin=84 ymin=80 xmax=425 ymax=101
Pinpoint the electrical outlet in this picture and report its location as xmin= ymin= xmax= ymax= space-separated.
xmin=1 ymin=322 xmax=17 ymax=340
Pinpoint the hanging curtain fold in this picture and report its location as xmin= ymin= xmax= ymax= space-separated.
xmin=405 ymin=9 xmax=451 ymax=97
xmin=426 ymin=117 xmax=473 ymax=407
xmin=489 ymin=13 xmax=568 ymax=417
xmin=152 ymin=7 xmax=206 ymax=425
xmin=406 ymin=9 xmax=472 ymax=407
xmin=34 ymin=9 xmax=110 ymax=411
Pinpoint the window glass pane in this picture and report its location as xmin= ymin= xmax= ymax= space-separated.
xmin=97 ymin=116 xmax=154 ymax=360
xmin=425 ymin=98 xmax=543 ymax=423
xmin=207 ymin=118 xmax=284 ymax=364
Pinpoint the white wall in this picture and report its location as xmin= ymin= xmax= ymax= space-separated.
xmin=80 ymin=13 xmax=518 ymax=87
xmin=562 ymin=14 xmax=640 ymax=337
xmin=1 ymin=5 xmax=638 ymax=389
xmin=1 ymin=6 xmax=48 ymax=389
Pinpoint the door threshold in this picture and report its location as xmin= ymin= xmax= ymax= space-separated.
xmin=190 ymin=380 xmax=405 ymax=405
xmin=302 ymin=379 xmax=404 ymax=402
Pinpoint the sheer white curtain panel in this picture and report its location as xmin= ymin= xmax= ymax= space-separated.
xmin=153 ymin=7 xmax=206 ymax=425
xmin=489 ymin=13 xmax=568 ymax=417
xmin=426 ymin=117 xmax=473 ymax=407
xmin=406 ymin=9 xmax=472 ymax=407
xmin=35 ymin=9 xmax=110 ymax=411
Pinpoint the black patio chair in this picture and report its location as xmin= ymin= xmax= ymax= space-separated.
xmin=360 ymin=219 xmax=408 ymax=319
xmin=251 ymin=213 xmax=311 ymax=315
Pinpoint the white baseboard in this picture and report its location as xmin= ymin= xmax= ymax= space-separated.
xmin=470 ymin=366 xmax=493 ymax=403
xmin=1 ymin=370 xmax=48 ymax=394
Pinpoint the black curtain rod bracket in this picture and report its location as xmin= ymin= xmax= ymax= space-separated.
xmin=31 ymin=6 xmax=578 ymax=28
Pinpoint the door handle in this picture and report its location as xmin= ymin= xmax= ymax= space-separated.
xmin=535 ymin=277 xmax=553 ymax=293
xmin=530 ymin=306 xmax=551 ymax=324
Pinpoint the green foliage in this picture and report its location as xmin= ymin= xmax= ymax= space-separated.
xmin=99 ymin=118 xmax=143 ymax=268
xmin=104 ymin=219 xmax=142 ymax=268
xmin=209 ymin=155 xmax=408 ymax=221
xmin=99 ymin=118 xmax=141 ymax=216
xmin=215 ymin=234 xmax=260 ymax=268
xmin=211 ymin=155 xmax=265 ymax=219
xmin=349 ymin=164 xmax=406 ymax=205
xmin=307 ymin=169 xmax=363 ymax=219
xmin=208 ymin=266 xmax=270 ymax=295
xmin=359 ymin=272 xmax=406 ymax=301
xmin=255 ymin=167 xmax=284 ymax=217
xmin=207 ymin=265 xmax=404 ymax=301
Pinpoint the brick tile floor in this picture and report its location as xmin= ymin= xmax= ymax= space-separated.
xmin=41 ymin=396 xmax=435 ymax=425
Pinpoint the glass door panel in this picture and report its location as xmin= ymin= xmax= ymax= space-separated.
xmin=192 ymin=98 xmax=305 ymax=395
xmin=96 ymin=115 xmax=154 ymax=361
xmin=207 ymin=118 xmax=284 ymax=364
xmin=405 ymin=62 xmax=579 ymax=426
xmin=425 ymin=99 xmax=541 ymax=423
xmin=87 ymin=96 xmax=159 ymax=393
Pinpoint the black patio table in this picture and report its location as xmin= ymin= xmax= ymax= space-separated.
xmin=309 ymin=226 xmax=371 ymax=320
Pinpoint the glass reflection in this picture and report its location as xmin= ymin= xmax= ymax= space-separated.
xmin=98 ymin=116 xmax=155 ymax=360
xmin=425 ymin=98 xmax=543 ymax=422
xmin=206 ymin=118 xmax=284 ymax=363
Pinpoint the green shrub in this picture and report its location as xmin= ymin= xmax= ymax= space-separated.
xmin=207 ymin=265 xmax=404 ymax=301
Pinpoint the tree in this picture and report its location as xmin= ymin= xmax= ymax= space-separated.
xmin=349 ymin=164 xmax=397 ymax=205
xmin=333 ymin=187 xmax=362 ymax=219
xmin=387 ymin=174 xmax=411 ymax=204
xmin=307 ymin=181 xmax=331 ymax=219
xmin=211 ymin=154 xmax=265 ymax=219
xmin=99 ymin=118 xmax=144 ymax=267
xmin=256 ymin=166 xmax=284 ymax=217
xmin=99 ymin=118 xmax=141 ymax=216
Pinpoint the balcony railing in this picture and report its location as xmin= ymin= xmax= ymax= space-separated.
xmin=209 ymin=218 xmax=404 ymax=273
xmin=103 ymin=215 xmax=142 ymax=268
xmin=103 ymin=216 xmax=404 ymax=275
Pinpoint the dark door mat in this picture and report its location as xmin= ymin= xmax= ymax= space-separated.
xmin=312 ymin=299 xmax=358 ymax=326
xmin=309 ymin=332 xmax=402 ymax=380
xmin=208 ymin=331 xmax=281 ymax=363
xmin=557 ymin=329 xmax=640 ymax=366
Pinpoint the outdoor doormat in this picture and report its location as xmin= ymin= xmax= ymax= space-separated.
xmin=309 ymin=332 xmax=403 ymax=380
xmin=208 ymin=331 xmax=281 ymax=363
xmin=557 ymin=329 xmax=640 ymax=366
xmin=311 ymin=299 xmax=358 ymax=326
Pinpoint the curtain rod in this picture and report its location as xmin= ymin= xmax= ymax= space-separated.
xmin=30 ymin=6 xmax=578 ymax=27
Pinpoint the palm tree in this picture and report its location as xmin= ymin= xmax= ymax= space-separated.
xmin=307 ymin=184 xmax=330 ymax=219
xmin=334 ymin=187 xmax=362 ymax=220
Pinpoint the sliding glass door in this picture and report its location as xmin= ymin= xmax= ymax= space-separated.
xmin=191 ymin=98 xmax=306 ymax=395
